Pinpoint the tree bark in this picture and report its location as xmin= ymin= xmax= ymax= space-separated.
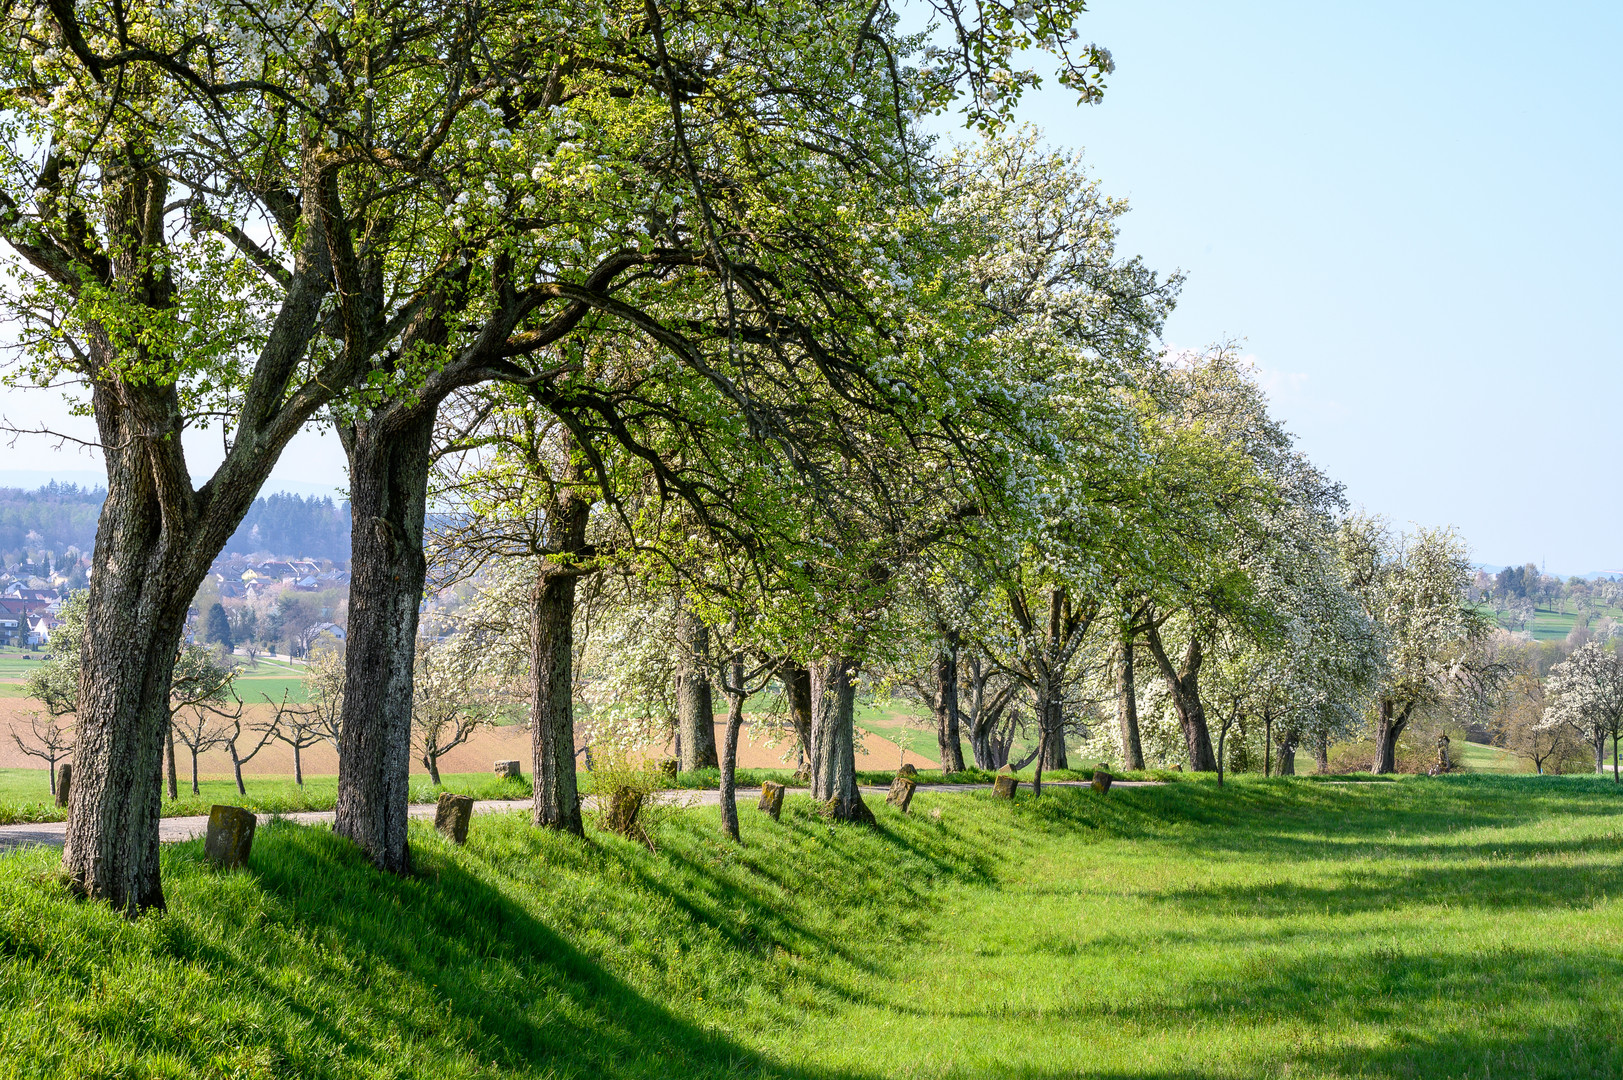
xmin=165 ymin=724 xmax=179 ymax=800
xmin=334 ymin=409 xmax=435 ymax=873
xmin=1143 ymin=626 xmax=1217 ymax=771
xmin=719 ymin=659 xmax=746 ymax=842
xmin=293 ymin=743 xmax=303 ymax=787
xmin=676 ymin=608 xmax=719 ymax=771
xmin=530 ymin=453 xmax=591 ymax=835
xmin=933 ymin=630 xmax=965 ymax=774
xmin=1278 ymin=740 xmax=1296 ymax=776
xmin=1372 ymin=698 xmax=1411 ymax=774
xmin=779 ymin=659 xmax=814 ymax=766
xmin=1315 ymin=731 xmax=1330 ymax=774
xmin=1117 ymin=638 xmax=1144 ymax=771
xmin=809 ymin=657 xmax=873 ymax=823
xmin=1037 ymin=696 xmax=1068 ymax=770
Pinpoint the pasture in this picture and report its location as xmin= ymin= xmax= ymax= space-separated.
xmin=2 ymin=774 xmax=1621 ymax=1077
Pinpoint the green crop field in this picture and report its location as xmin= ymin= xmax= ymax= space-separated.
xmin=4 ymin=774 xmax=1623 ymax=1077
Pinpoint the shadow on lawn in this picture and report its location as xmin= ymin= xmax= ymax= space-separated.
xmin=1008 ymin=775 xmax=1623 ymax=859
xmin=170 ymin=818 xmax=878 ymax=1080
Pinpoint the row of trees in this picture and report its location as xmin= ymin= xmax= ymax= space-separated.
xmin=0 ymin=0 xmax=1497 ymax=916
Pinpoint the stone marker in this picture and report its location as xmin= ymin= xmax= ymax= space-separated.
xmin=1091 ymin=768 xmax=1113 ymax=794
xmin=996 ymin=763 xmax=1014 ymax=776
xmin=54 ymin=762 xmax=71 ymax=808
xmin=604 ymin=786 xmax=644 ymax=838
xmin=992 ymin=774 xmax=1018 ymax=799
xmin=657 ymin=758 xmax=679 ymax=781
xmin=493 ymin=760 xmax=522 ymax=779
xmin=898 ymin=763 xmax=918 ymax=778
xmin=435 ymin=793 xmax=474 ymax=844
xmin=886 ymin=775 xmax=917 ymax=812
xmin=204 ymin=805 xmax=257 ymax=870
xmin=758 ymin=781 xmax=786 ymax=820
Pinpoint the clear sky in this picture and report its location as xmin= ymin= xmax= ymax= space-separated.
xmin=1000 ymin=0 xmax=1623 ymax=573
xmin=1 ymin=1 xmax=1618 ymax=570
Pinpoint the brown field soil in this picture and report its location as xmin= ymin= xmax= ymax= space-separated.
xmin=0 ymin=690 xmax=931 ymax=776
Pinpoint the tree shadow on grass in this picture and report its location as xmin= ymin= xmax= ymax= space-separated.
xmin=1009 ymin=778 xmax=1623 ymax=865
xmin=162 ymin=818 xmax=878 ymax=1080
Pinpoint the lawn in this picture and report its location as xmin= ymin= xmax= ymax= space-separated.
xmin=3 ymin=774 xmax=1623 ymax=1077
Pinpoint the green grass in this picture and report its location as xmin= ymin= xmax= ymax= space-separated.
xmin=1453 ymin=740 xmax=1524 ymax=775
xmin=0 ymin=770 xmax=532 ymax=825
xmin=7 ymin=774 xmax=1623 ymax=1076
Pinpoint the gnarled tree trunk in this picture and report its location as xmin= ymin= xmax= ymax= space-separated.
xmin=1372 ymin=698 xmax=1412 ymax=775
xmin=334 ymin=410 xmax=435 ymax=873
xmin=1143 ymin=626 xmax=1217 ymax=771
xmin=809 ymin=657 xmax=873 ymax=823
xmin=1315 ymin=731 xmax=1330 ymax=773
xmin=779 ymin=659 xmax=813 ymax=767
xmin=676 ymin=608 xmax=718 ymax=771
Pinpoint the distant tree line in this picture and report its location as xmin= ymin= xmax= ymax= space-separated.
xmin=224 ymin=494 xmax=352 ymax=562
xmin=0 ymin=483 xmax=103 ymax=566
xmin=0 ymin=485 xmax=352 ymax=566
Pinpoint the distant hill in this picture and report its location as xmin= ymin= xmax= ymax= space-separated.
xmin=0 ymin=484 xmax=351 ymax=564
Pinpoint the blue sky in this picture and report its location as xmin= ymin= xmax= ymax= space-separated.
xmin=996 ymin=0 xmax=1623 ymax=572
xmin=2 ymin=1 xmax=1618 ymax=570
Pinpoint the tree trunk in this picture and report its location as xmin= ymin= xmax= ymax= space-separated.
xmin=1278 ymin=740 xmax=1296 ymax=776
xmin=719 ymin=660 xmax=745 ymax=842
xmin=1032 ymin=725 xmax=1048 ymax=797
xmin=1143 ymin=626 xmax=1217 ymax=771
xmin=1038 ymin=696 xmax=1068 ymax=770
xmin=1117 ymin=638 xmax=1144 ymax=771
xmin=933 ymin=631 xmax=965 ymax=774
xmin=57 ymin=164 xmax=332 ymax=915
xmin=165 ymin=725 xmax=179 ymax=800
xmin=428 ymin=755 xmax=442 ymax=787
xmin=530 ymin=449 xmax=591 ymax=835
xmin=676 ymin=609 xmax=719 ymax=771
xmin=780 ymin=660 xmax=813 ymax=766
xmin=1315 ymin=731 xmax=1329 ymax=774
xmin=1264 ymin=714 xmax=1272 ymax=778
xmin=1372 ymin=698 xmax=1408 ymax=774
xmin=809 ymin=657 xmax=873 ymax=823
xmin=232 ymin=749 xmax=246 ymax=796
xmin=334 ymin=409 xmax=435 ymax=874
xmin=190 ymin=749 xmax=200 ymax=796
xmin=293 ymin=743 xmax=303 ymax=787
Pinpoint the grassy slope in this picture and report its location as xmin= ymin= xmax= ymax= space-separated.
xmin=5 ymin=775 xmax=1623 ymax=1077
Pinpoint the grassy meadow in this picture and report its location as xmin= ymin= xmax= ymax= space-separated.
xmin=3 ymin=774 xmax=1623 ymax=1077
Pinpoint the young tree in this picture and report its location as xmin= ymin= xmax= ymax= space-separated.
xmin=1543 ymin=641 xmax=1623 ymax=779
xmin=411 ymin=633 xmax=504 ymax=786
xmin=10 ymin=712 xmax=74 ymax=796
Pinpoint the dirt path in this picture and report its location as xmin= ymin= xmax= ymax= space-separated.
xmin=0 ymin=780 xmax=1158 ymax=854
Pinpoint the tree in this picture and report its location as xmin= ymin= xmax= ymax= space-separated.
xmin=1491 ymin=657 xmax=1585 ymax=774
xmin=0 ymin=0 xmax=492 ymax=910
xmin=10 ymin=712 xmax=73 ymax=796
xmin=1543 ymin=641 xmax=1623 ymax=780
xmin=203 ymin=603 xmax=233 ymax=652
xmin=412 ymin=632 xmax=504 ymax=786
xmin=167 ymin=647 xmax=238 ymax=795
xmin=1340 ymin=520 xmax=1496 ymax=774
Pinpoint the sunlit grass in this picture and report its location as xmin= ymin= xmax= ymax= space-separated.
xmin=3 ymin=775 xmax=1623 ymax=1076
